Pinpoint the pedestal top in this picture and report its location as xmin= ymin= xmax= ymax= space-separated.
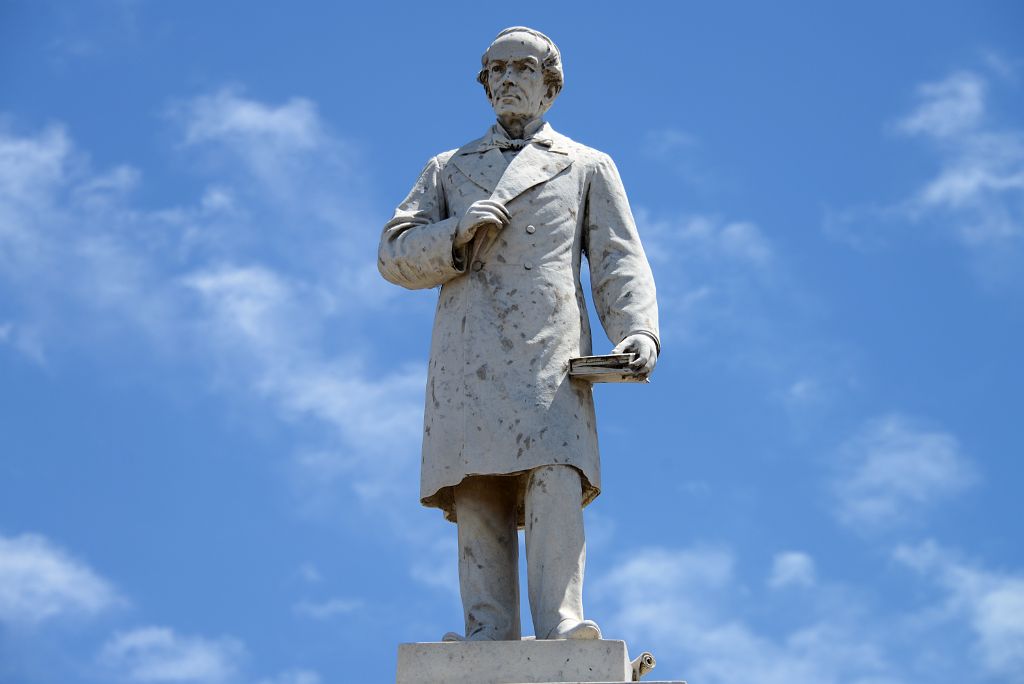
xmin=396 ymin=639 xmax=684 ymax=684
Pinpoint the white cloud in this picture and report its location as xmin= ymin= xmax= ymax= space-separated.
xmin=894 ymin=541 xmax=1024 ymax=680
xmin=171 ymin=88 xmax=364 ymax=236
xmin=182 ymin=89 xmax=322 ymax=150
xmin=897 ymin=71 xmax=986 ymax=138
xmin=410 ymin=536 xmax=459 ymax=595
xmin=634 ymin=209 xmax=779 ymax=351
xmin=294 ymin=562 xmax=322 ymax=584
xmin=640 ymin=211 xmax=774 ymax=269
xmin=636 ymin=206 xmax=857 ymax=404
xmin=0 ymin=123 xmax=185 ymax=358
xmin=718 ymin=221 xmax=774 ymax=265
xmin=829 ymin=67 xmax=1024 ymax=285
xmin=99 ymin=627 xmax=245 ymax=683
xmin=0 ymin=123 xmax=70 ymax=212
xmin=640 ymin=128 xmax=714 ymax=188
xmin=831 ymin=415 xmax=976 ymax=530
xmin=781 ymin=377 xmax=825 ymax=406
xmin=0 ymin=532 xmax=121 ymax=626
xmin=598 ymin=541 xmax=1024 ymax=684
xmin=255 ymin=671 xmax=321 ymax=684
xmin=181 ymin=262 xmax=425 ymax=504
xmin=595 ymin=546 xmax=903 ymax=684
xmin=0 ymin=97 xmax=421 ymax=515
xmin=292 ymin=597 xmax=360 ymax=620
xmin=768 ymin=551 xmax=817 ymax=589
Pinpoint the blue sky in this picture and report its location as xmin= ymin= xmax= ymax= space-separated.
xmin=1 ymin=2 xmax=1023 ymax=683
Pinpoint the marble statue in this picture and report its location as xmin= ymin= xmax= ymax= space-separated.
xmin=378 ymin=26 xmax=659 ymax=644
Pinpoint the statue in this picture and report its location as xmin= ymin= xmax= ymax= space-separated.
xmin=378 ymin=26 xmax=659 ymax=643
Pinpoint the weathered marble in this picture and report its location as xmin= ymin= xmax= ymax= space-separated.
xmin=397 ymin=639 xmax=682 ymax=684
xmin=379 ymin=25 xmax=660 ymax=650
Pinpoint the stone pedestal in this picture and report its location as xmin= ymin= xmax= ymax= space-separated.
xmin=395 ymin=639 xmax=684 ymax=684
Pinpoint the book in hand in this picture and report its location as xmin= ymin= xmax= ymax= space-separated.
xmin=568 ymin=354 xmax=649 ymax=383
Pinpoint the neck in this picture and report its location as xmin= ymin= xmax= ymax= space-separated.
xmin=497 ymin=114 xmax=538 ymax=139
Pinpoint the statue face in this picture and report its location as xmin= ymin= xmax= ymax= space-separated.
xmin=483 ymin=32 xmax=552 ymax=122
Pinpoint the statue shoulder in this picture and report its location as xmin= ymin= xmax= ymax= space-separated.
xmin=421 ymin=148 xmax=458 ymax=171
xmin=547 ymin=129 xmax=613 ymax=169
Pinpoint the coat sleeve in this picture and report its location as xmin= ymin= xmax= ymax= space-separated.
xmin=378 ymin=155 xmax=468 ymax=290
xmin=584 ymin=153 xmax=661 ymax=351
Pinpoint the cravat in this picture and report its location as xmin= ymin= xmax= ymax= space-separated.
xmin=484 ymin=134 xmax=553 ymax=151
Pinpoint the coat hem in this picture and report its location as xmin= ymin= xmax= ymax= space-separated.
xmin=422 ymin=465 xmax=600 ymax=527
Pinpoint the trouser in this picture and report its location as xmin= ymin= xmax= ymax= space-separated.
xmin=453 ymin=464 xmax=585 ymax=640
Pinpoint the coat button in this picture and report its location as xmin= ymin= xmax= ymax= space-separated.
xmin=526 ymin=224 xmax=536 ymax=234
xmin=524 ymin=261 xmax=533 ymax=270
xmin=472 ymin=260 xmax=484 ymax=271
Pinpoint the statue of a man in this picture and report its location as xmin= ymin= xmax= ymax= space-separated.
xmin=378 ymin=26 xmax=659 ymax=642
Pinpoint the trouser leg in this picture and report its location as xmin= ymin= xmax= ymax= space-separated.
xmin=525 ymin=464 xmax=585 ymax=639
xmin=454 ymin=475 xmax=521 ymax=641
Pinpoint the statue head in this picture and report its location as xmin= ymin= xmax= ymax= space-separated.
xmin=477 ymin=27 xmax=563 ymax=124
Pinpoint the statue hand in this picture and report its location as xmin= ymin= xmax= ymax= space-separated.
xmin=612 ymin=333 xmax=658 ymax=377
xmin=455 ymin=200 xmax=510 ymax=247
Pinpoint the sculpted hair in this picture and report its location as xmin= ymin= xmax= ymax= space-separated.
xmin=477 ymin=26 xmax=564 ymax=101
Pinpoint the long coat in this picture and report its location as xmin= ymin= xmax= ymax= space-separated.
xmin=378 ymin=122 xmax=659 ymax=522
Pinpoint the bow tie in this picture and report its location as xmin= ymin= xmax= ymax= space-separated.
xmin=484 ymin=135 xmax=554 ymax=151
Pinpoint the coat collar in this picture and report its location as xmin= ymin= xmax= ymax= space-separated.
xmin=449 ymin=121 xmax=573 ymax=202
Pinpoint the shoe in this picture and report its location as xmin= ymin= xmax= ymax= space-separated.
xmin=545 ymin=618 xmax=602 ymax=640
xmin=440 ymin=630 xmax=513 ymax=642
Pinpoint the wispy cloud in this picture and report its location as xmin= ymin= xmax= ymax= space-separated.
xmin=827 ymin=67 xmax=1024 ymax=287
xmin=294 ymin=563 xmax=322 ymax=584
xmin=830 ymin=415 xmax=977 ymax=531
xmin=636 ymin=209 xmax=777 ymax=350
xmin=292 ymin=597 xmax=360 ymax=620
xmin=641 ymin=211 xmax=774 ymax=270
xmin=182 ymin=90 xmax=324 ymax=149
xmin=597 ymin=541 xmax=1024 ymax=683
xmin=254 ymin=671 xmax=321 ymax=684
xmin=896 ymin=71 xmax=986 ymax=138
xmin=897 ymin=71 xmax=1024 ymax=247
xmin=0 ymin=92 xmax=424 ymax=515
xmin=169 ymin=87 xmax=370 ymax=260
xmin=768 ymin=551 xmax=817 ymax=589
xmin=636 ymin=207 xmax=857 ymax=409
xmin=0 ymin=123 xmax=187 ymax=361
xmin=640 ymin=128 xmax=716 ymax=189
xmin=409 ymin=535 xmax=459 ymax=596
xmin=182 ymin=264 xmax=424 ymax=456
xmin=99 ymin=627 xmax=245 ymax=683
xmin=0 ymin=96 xmax=462 ymax=643
xmin=595 ymin=545 xmax=903 ymax=684
xmin=0 ymin=532 xmax=122 ymax=627
xmin=894 ymin=541 xmax=1024 ymax=680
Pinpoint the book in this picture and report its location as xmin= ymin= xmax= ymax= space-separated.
xmin=568 ymin=354 xmax=649 ymax=383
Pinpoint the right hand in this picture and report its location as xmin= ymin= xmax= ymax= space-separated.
xmin=454 ymin=199 xmax=511 ymax=247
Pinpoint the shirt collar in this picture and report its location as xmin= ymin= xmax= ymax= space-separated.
xmin=494 ymin=117 xmax=548 ymax=140
xmin=474 ymin=119 xmax=553 ymax=151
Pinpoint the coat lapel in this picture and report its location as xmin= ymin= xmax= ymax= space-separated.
xmin=449 ymin=146 xmax=507 ymax=194
xmin=490 ymin=141 xmax=572 ymax=204
xmin=454 ymin=123 xmax=575 ymax=263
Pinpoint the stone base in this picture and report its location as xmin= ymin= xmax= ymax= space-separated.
xmin=396 ymin=639 xmax=684 ymax=684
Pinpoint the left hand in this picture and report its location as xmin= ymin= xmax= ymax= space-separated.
xmin=611 ymin=334 xmax=658 ymax=377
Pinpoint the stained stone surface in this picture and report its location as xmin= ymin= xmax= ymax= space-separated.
xmin=382 ymin=26 xmax=670 ymax=682
xmin=396 ymin=639 xmax=683 ymax=684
